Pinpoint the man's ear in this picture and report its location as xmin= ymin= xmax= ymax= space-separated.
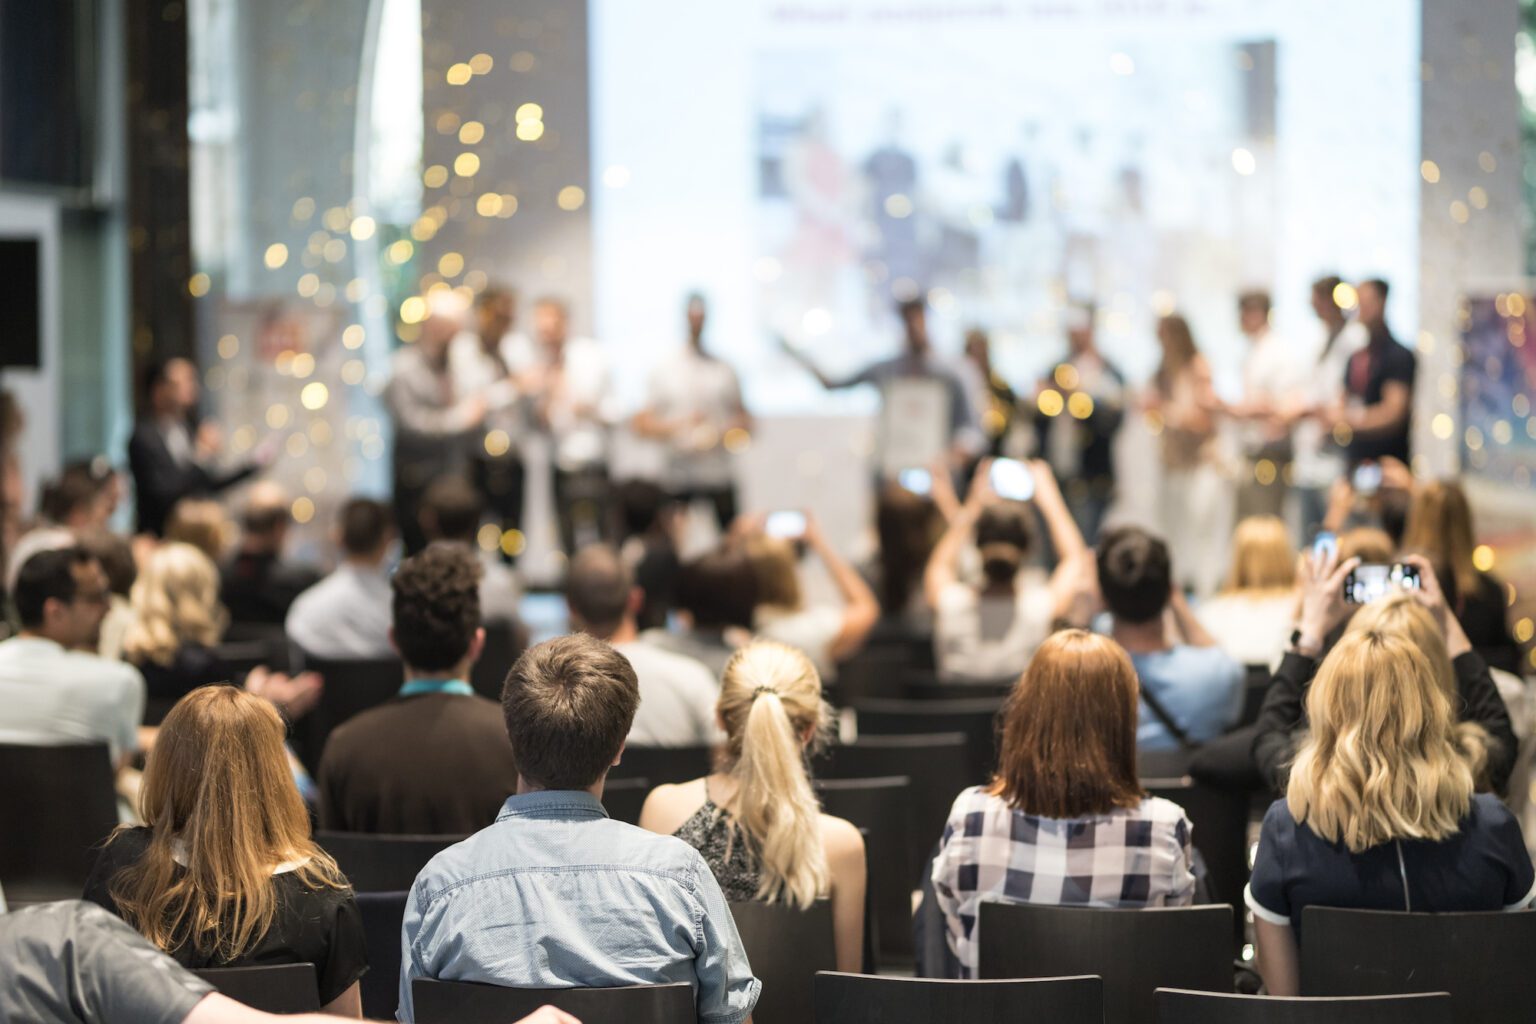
xmin=467 ymin=627 xmax=486 ymax=666
xmin=387 ymin=626 xmax=400 ymax=660
xmin=612 ymin=740 xmax=626 ymax=767
xmin=626 ymin=586 xmax=644 ymax=618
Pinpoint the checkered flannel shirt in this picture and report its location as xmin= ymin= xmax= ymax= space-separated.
xmin=931 ymin=786 xmax=1198 ymax=976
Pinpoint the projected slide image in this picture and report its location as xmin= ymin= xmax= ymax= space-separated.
xmin=1460 ymin=295 xmax=1536 ymax=488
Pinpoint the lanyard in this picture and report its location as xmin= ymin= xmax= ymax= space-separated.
xmin=398 ymin=678 xmax=475 ymax=698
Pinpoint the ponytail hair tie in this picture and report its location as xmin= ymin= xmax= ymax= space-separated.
xmin=752 ymin=685 xmax=778 ymax=698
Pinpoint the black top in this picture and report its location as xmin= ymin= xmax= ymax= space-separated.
xmin=1455 ymin=572 xmax=1522 ymax=676
xmin=1251 ymin=648 xmax=1517 ymax=796
xmin=82 ymin=828 xmax=367 ymax=1006
xmin=1033 ymin=357 xmax=1126 ymax=484
xmin=1343 ymin=335 xmax=1416 ymax=464
xmin=220 ymin=552 xmax=320 ymax=627
xmin=635 ymin=536 xmax=681 ymax=633
xmin=674 ymin=799 xmax=762 ymax=902
xmin=127 ymin=419 xmax=257 ymax=537
xmin=1247 ymin=794 xmax=1535 ymax=936
xmin=317 ymin=691 xmax=520 ymax=835
xmin=131 ymin=645 xmax=228 ymax=725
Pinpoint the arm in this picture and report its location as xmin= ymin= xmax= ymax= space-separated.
xmin=922 ymin=504 xmax=976 ymax=611
xmin=823 ymin=818 xmax=867 ymax=973
xmin=184 ymin=994 xmax=581 ymax=1024
xmin=1345 ymin=380 xmax=1411 ymax=435
xmin=804 ymin=515 xmax=881 ymax=663
xmin=1167 ymin=588 xmax=1218 ymax=648
xmin=385 ymin=372 xmax=485 ymax=437
xmin=779 ymin=336 xmax=842 ymax=390
xmin=1253 ymin=920 xmax=1300 ymax=997
xmin=318 ymin=982 xmax=361 ymax=1019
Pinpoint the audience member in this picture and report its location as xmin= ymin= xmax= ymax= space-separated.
xmin=931 ymin=630 xmax=1197 ymax=977
xmin=871 ymin=480 xmax=945 ymax=628
xmin=1097 ymin=527 xmax=1244 ymax=749
xmin=923 ymin=459 xmax=1087 ymax=682
xmin=418 ymin=473 xmax=522 ymax=626
xmin=1195 ymin=515 xmax=1297 ymax=669
xmin=640 ymin=546 xmax=757 ymax=677
xmin=76 ymin=529 xmax=137 ymax=660
xmin=163 ymin=498 xmax=232 ymax=564
xmin=318 ymin=543 xmax=517 ymax=834
xmin=84 ymin=687 xmax=366 ymax=1016
xmin=1247 ymin=616 xmax=1534 ymax=997
xmin=1251 ymin=554 xmax=1517 ymax=795
xmin=220 ymin=482 xmax=320 ymax=630
xmin=615 ymin=479 xmax=683 ymax=632
xmin=39 ymin=460 xmax=116 ymax=532
xmin=640 ymin=640 xmax=866 ymax=972
xmin=4 ymin=524 xmax=75 ymax=594
xmin=284 ymin=499 xmax=395 ymax=661
xmin=566 ymin=544 xmax=719 ymax=748
xmin=0 ymin=547 xmax=144 ymax=763
xmin=743 ymin=512 xmax=879 ymax=678
xmin=121 ymin=543 xmax=231 ymax=725
xmin=0 ymin=389 xmax=22 ymax=586
xmin=399 ymin=633 xmax=760 ymax=1023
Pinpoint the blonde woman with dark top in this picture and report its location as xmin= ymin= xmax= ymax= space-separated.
xmin=121 ymin=542 xmax=231 ymax=724
xmin=1195 ymin=515 xmax=1296 ymax=668
xmin=84 ymin=686 xmax=366 ymax=1016
xmin=639 ymin=639 xmax=867 ymax=972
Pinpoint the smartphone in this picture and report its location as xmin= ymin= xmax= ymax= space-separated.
xmin=898 ymin=467 xmax=932 ymax=496
xmin=1343 ymin=563 xmax=1422 ymax=604
xmin=1352 ymin=462 xmax=1383 ymax=497
xmin=1312 ymin=531 xmax=1338 ymax=562
xmin=989 ymin=458 xmax=1036 ymax=502
xmin=764 ymin=510 xmax=807 ymax=539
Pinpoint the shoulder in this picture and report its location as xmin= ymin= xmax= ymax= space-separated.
xmin=639 ymin=778 xmax=709 ymax=832
xmin=937 ymin=583 xmax=976 ymax=611
xmin=1138 ymin=795 xmax=1195 ymax=826
xmin=65 ymin=650 xmax=144 ymax=691
xmin=946 ymin=785 xmax=1001 ymax=823
xmin=1467 ymin=792 xmax=1521 ymax=836
xmin=819 ymin=813 xmax=866 ymax=855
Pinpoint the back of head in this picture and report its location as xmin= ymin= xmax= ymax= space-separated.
xmin=1400 ymin=480 xmax=1477 ymax=604
xmin=1337 ymin=527 xmax=1395 ymax=565
xmin=123 ymin=543 xmax=226 ymax=665
xmin=1097 ymin=526 xmax=1173 ymax=625
xmin=116 ymin=686 xmax=340 ymax=960
xmin=718 ymin=640 xmax=830 ymax=907
xmin=164 ymin=498 xmax=230 ymax=563
xmin=994 ymin=629 xmax=1143 ymax=817
xmin=41 ymin=462 xmax=107 ymax=526
xmin=974 ymin=504 xmax=1032 ymax=588
xmin=1312 ymin=274 xmax=1343 ymax=312
xmin=677 ymin=546 xmax=758 ymax=630
xmin=501 ymin=634 xmax=640 ymax=790
xmin=1224 ymin=515 xmax=1296 ymax=593
xmin=744 ymin=535 xmax=802 ymax=611
xmin=390 ymin=542 xmax=483 ymax=672
xmin=76 ymin=529 xmax=136 ymax=597
xmin=240 ymin=482 xmax=291 ymax=543
xmin=567 ymin=544 xmax=632 ymax=639
xmin=875 ymin=483 xmax=942 ymax=613
xmin=420 ymin=475 xmax=483 ymax=543
xmin=339 ymin=498 xmax=393 ymax=559
xmin=615 ymin=478 xmax=672 ymax=540
xmin=14 ymin=546 xmax=88 ymax=630
xmin=1289 ymin=628 xmax=1474 ymax=852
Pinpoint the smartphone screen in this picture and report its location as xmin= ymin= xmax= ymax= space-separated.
xmin=1352 ymin=462 xmax=1383 ymax=496
xmin=764 ymin=510 xmax=807 ymax=539
xmin=989 ymin=458 xmax=1035 ymax=502
xmin=1312 ymin=531 xmax=1338 ymax=562
xmin=898 ymin=467 xmax=932 ymax=496
xmin=1344 ymin=563 xmax=1422 ymax=604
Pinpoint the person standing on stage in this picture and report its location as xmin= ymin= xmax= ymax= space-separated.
xmin=450 ymin=286 xmax=528 ymax=552
xmin=961 ymin=327 xmax=1021 ymax=459
xmin=1226 ymin=290 xmax=1306 ymax=520
xmin=128 ymin=358 xmax=265 ymax=537
xmin=1033 ymin=302 xmax=1125 ymax=543
xmin=384 ymin=295 xmax=485 ymax=554
xmin=1332 ymin=278 xmax=1415 ymax=467
xmin=512 ymin=297 xmax=616 ymax=555
xmin=633 ymin=293 xmax=750 ymax=530
xmin=1291 ymin=275 xmax=1366 ymax=533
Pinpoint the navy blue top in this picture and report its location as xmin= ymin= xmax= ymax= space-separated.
xmin=1246 ymin=794 xmax=1535 ymax=937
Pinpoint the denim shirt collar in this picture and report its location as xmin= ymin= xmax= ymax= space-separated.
xmin=495 ymin=789 xmax=610 ymax=823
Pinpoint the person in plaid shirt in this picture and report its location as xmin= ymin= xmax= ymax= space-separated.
xmin=931 ymin=629 xmax=1197 ymax=976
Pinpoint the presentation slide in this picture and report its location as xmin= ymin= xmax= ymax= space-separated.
xmin=590 ymin=0 xmax=1421 ymax=413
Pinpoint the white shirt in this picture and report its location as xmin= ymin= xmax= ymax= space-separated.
xmin=645 ymin=347 xmax=745 ymax=490
xmin=755 ymin=604 xmax=845 ymax=681
xmin=508 ymin=335 xmax=615 ymax=471
xmin=1293 ymin=320 xmax=1367 ymax=487
xmin=479 ymin=556 xmax=523 ymax=626
xmin=1240 ymin=330 xmax=1308 ymax=455
xmin=284 ymin=563 xmax=394 ymax=660
xmin=0 ymin=636 xmax=145 ymax=761
xmin=449 ymin=329 xmax=528 ymax=449
xmin=613 ymin=640 xmax=723 ymax=747
xmin=1195 ymin=592 xmax=1295 ymax=670
xmin=933 ymin=573 xmax=1054 ymax=682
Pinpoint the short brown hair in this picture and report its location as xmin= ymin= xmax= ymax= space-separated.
xmin=391 ymin=542 xmax=482 ymax=671
xmin=992 ymin=630 xmax=1144 ymax=818
xmin=421 ymin=475 xmax=483 ymax=543
xmin=502 ymin=634 xmax=640 ymax=790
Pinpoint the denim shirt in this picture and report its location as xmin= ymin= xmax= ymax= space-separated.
xmin=397 ymin=789 xmax=761 ymax=1023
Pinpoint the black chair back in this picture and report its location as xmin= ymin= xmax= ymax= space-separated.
xmin=470 ymin=620 xmax=526 ymax=701
xmin=1300 ymin=907 xmax=1536 ymax=1023
xmin=815 ymin=776 xmax=914 ymax=963
xmin=853 ymin=697 xmax=1003 ymax=786
xmin=356 ymin=890 xmax=409 ymax=1020
xmin=815 ymin=971 xmax=1104 ymax=1024
xmin=813 ymin=732 xmax=969 ymax=872
xmin=607 ymin=744 xmax=715 ymax=786
xmin=291 ymin=654 xmax=404 ymax=770
xmin=1154 ymin=987 xmax=1453 ymax=1023
xmin=602 ymin=776 xmax=651 ymax=826
xmin=412 ymin=979 xmax=695 ymax=1024
xmin=835 ymin=645 xmax=924 ymax=703
xmin=1142 ymin=776 xmax=1249 ymax=946
xmin=730 ymin=899 xmax=837 ymax=1024
xmin=315 ymin=831 xmax=465 ymax=892
xmin=903 ymin=675 xmax=1015 ymax=701
xmin=0 ymin=742 xmax=118 ymax=903
xmin=213 ymin=638 xmax=284 ymax=682
xmin=191 ymin=963 xmax=320 ymax=1013
xmin=1236 ymin=665 xmax=1271 ymax=728
xmin=977 ymin=903 xmax=1233 ymax=1024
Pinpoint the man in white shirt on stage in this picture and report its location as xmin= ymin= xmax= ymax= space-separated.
xmin=1290 ymin=275 xmax=1366 ymax=534
xmin=449 ymin=285 xmax=528 ymax=553
xmin=1227 ymin=290 xmax=1307 ymax=520
xmin=633 ymin=293 xmax=751 ymax=530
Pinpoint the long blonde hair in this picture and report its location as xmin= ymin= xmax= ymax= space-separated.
xmin=1288 ymin=615 xmax=1476 ymax=853
xmin=122 ymin=542 xmax=228 ymax=667
xmin=1222 ymin=515 xmax=1296 ymax=594
xmin=108 ymin=686 xmax=347 ymax=960
xmin=1400 ymin=480 xmax=1479 ymax=608
xmin=716 ymin=640 xmax=830 ymax=908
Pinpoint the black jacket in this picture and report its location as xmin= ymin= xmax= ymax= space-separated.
xmin=127 ymin=419 xmax=255 ymax=535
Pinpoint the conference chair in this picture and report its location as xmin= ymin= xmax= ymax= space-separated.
xmin=289 ymin=654 xmax=404 ymax=770
xmin=903 ymin=673 xmax=1016 ymax=701
xmin=730 ymin=899 xmax=837 ymax=1024
xmin=0 ymin=742 xmax=117 ymax=904
xmin=815 ymin=776 xmax=915 ymax=963
xmin=469 ymin=619 xmax=526 ymax=701
xmin=1300 ymin=907 xmax=1536 ymax=1024
xmin=977 ymin=902 xmax=1233 ymax=1024
xmin=601 ymin=775 xmax=651 ymax=825
xmin=411 ymin=979 xmax=695 ymax=1024
xmin=1142 ymin=775 xmax=1250 ymax=946
xmin=1153 ymin=988 xmax=1453 ymax=1024
xmin=356 ymin=890 xmax=409 ymax=1020
xmin=213 ymin=637 xmax=285 ymax=682
xmin=315 ymin=831 xmax=466 ymax=892
xmin=606 ymin=743 xmax=715 ymax=786
xmin=191 ymin=964 xmax=320 ymax=1014
xmin=852 ymin=696 xmax=1004 ymax=787
xmin=814 ymin=972 xmax=1104 ymax=1024
xmin=834 ymin=642 xmax=927 ymax=703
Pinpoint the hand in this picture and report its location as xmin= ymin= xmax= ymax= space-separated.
xmin=460 ymin=394 xmax=489 ymax=426
xmin=1295 ymin=550 xmax=1359 ymax=654
xmin=1323 ymin=475 xmax=1356 ymax=530
xmin=726 ymin=512 xmax=766 ymax=545
xmin=1378 ymin=456 xmax=1415 ymax=493
xmin=195 ymin=421 xmax=224 ymax=459
xmin=513 ymin=1008 xmax=583 ymax=1024
xmin=964 ymin=458 xmax=996 ymax=510
xmin=801 ymin=510 xmax=828 ymax=550
xmin=1400 ymin=554 xmax=1449 ymax=634
xmin=1028 ymin=458 xmax=1063 ymax=504
xmin=244 ymin=667 xmax=323 ymax=720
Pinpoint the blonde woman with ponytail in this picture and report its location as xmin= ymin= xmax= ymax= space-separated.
xmin=639 ymin=640 xmax=866 ymax=971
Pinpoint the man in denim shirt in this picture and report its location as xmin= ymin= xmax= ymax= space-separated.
xmin=397 ymin=634 xmax=760 ymax=1023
